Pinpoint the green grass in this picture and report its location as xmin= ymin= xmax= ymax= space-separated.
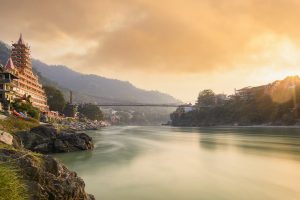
xmin=0 ymin=143 xmax=42 ymax=200
xmin=0 ymin=117 xmax=39 ymax=133
xmin=0 ymin=142 xmax=15 ymax=150
xmin=29 ymin=151 xmax=45 ymax=166
xmin=0 ymin=117 xmax=42 ymax=200
xmin=0 ymin=164 xmax=27 ymax=200
xmin=0 ymin=142 xmax=44 ymax=166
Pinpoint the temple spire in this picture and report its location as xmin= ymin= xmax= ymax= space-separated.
xmin=18 ymin=33 xmax=24 ymax=45
xmin=4 ymin=57 xmax=15 ymax=71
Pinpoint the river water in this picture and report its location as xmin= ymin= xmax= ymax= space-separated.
xmin=54 ymin=126 xmax=300 ymax=200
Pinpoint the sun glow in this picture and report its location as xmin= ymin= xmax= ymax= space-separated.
xmin=245 ymin=33 xmax=300 ymax=84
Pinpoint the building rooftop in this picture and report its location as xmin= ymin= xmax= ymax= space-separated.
xmin=4 ymin=57 xmax=15 ymax=71
xmin=17 ymin=33 xmax=24 ymax=45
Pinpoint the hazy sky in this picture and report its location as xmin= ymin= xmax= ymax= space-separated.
xmin=1 ymin=0 xmax=300 ymax=102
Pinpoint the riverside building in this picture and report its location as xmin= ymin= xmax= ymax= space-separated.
xmin=1 ymin=34 xmax=49 ymax=112
xmin=0 ymin=62 xmax=18 ymax=110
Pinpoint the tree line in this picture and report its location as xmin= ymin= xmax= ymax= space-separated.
xmin=12 ymin=85 xmax=103 ymax=121
xmin=171 ymin=76 xmax=300 ymax=126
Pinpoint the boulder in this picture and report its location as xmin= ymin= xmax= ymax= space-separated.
xmin=33 ymin=143 xmax=53 ymax=154
xmin=0 ymin=131 xmax=13 ymax=145
xmin=0 ymin=148 xmax=95 ymax=200
xmin=15 ymin=125 xmax=94 ymax=154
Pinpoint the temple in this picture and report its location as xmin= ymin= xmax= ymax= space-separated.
xmin=0 ymin=34 xmax=49 ymax=112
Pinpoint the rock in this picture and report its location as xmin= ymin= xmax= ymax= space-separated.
xmin=0 ymin=131 xmax=13 ymax=145
xmin=53 ymin=139 xmax=68 ymax=152
xmin=0 ymin=148 xmax=95 ymax=200
xmin=15 ymin=125 xmax=94 ymax=154
xmin=60 ymin=119 xmax=108 ymax=131
xmin=31 ymin=125 xmax=58 ymax=138
xmin=0 ymin=114 xmax=8 ymax=120
xmin=33 ymin=143 xmax=53 ymax=154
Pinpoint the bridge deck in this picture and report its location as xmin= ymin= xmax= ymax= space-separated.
xmin=96 ymin=104 xmax=193 ymax=107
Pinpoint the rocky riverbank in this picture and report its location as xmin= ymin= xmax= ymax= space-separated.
xmin=0 ymin=147 xmax=94 ymax=200
xmin=15 ymin=125 xmax=94 ymax=154
xmin=60 ymin=120 xmax=110 ymax=131
xmin=0 ymin=117 xmax=96 ymax=200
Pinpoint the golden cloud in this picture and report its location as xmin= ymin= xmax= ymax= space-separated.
xmin=1 ymin=0 xmax=300 ymax=74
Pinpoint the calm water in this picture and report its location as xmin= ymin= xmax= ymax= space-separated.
xmin=54 ymin=126 xmax=300 ymax=200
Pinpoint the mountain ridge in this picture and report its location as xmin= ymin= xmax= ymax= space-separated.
xmin=0 ymin=41 xmax=180 ymax=104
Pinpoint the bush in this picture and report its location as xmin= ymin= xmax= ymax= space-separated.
xmin=0 ymin=164 xmax=27 ymax=200
xmin=12 ymin=100 xmax=40 ymax=120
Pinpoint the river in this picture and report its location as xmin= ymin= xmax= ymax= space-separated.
xmin=54 ymin=126 xmax=300 ymax=200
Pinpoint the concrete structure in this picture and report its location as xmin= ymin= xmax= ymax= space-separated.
xmin=63 ymin=90 xmax=77 ymax=118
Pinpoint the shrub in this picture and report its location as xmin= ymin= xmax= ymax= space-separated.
xmin=11 ymin=100 xmax=40 ymax=120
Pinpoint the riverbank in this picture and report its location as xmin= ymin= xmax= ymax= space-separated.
xmin=58 ymin=119 xmax=110 ymax=131
xmin=0 ymin=117 xmax=95 ymax=200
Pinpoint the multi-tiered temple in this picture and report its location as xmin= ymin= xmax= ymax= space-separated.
xmin=2 ymin=34 xmax=49 ymax=112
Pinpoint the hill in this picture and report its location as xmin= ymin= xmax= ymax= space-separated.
xmin=0 ymin=41 xmax=180 ymax=104
xmin=171 ymin=76 xmax=300 ymax=126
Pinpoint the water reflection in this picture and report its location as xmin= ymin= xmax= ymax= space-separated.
xmin=54 ymin=126 xmax=300 ymax=200
xmin=196 ymin=127 xmax=300 ymax=160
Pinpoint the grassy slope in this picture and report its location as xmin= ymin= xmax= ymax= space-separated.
xmin=0 ymin=118 xmax=40 ymax=200
xmin=0 ymin=117 xmax=39 ymax=133
xmin=0 ymin=163 xmax=28 ymax=200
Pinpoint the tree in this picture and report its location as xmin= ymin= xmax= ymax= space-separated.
xmin=196 ymin=89 xmax=216 ymax=107
xmin=78 ymin=104 xmax=103 ymax=121
xmin=63 ymin=103 xmax=77 ymax=118
xmin=43 ymin=86 xmax=66 ymax=112
xmin=172 ymin=85 xmax=299 ymax=126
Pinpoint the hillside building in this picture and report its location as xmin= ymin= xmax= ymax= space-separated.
xmin=234 ymin=86 xmax=266 ymax=101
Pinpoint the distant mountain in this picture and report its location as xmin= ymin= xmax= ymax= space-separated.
xmin=0 ymin=41 xmax=180 ymax=104
xmin=0 ymin=42 xmax=11 ymax=67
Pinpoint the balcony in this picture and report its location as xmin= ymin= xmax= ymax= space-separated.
xmin=0 ymin=79 xmax=13 ymax=84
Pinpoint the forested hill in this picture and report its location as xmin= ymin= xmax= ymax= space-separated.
xmin=0 ymin=41 xmax=180 ymax=104
xmin=171 ymin=76 xmax=300 ymax=126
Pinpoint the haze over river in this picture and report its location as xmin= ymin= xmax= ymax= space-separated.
xmin=54 ymin=126 xmax=300 ymax=200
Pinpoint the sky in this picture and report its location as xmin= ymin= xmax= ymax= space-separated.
xmin=1 ymin=0 xmax=300 ymax=102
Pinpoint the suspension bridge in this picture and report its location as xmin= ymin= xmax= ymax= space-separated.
xmin=95 ymin=103 xmax=194 ymax=108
